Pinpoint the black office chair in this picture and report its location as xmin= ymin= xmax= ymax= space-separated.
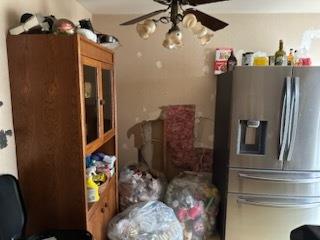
xmin=291 ymin=225 xmax=320 ymax=240
xmin=0 ymin=174 xmax=92 ymax=240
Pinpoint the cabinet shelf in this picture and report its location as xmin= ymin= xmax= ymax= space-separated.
xmin=85 ymin=129 xmax=115 ymax=155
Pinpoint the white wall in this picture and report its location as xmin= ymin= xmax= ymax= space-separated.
xmin=93 ymin=14 xmax=320 ymax=167
xmin=2 ymin=5 xmax=320 ymax=174
xmin=0 ymin=0 xmax=91 ymax=176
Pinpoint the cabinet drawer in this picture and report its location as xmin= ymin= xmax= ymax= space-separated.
xmin=105 ymin=176 xmax=117 ymax=219
xmin=229 ymin=168 xmax=320 ymax=196
xmin=87 ymin=202 xmax=106 ymax=240
xmin=87 ymin=192 xmax=109 ymax=240
xmin=226 ymin=193 xmax=320 ymax=240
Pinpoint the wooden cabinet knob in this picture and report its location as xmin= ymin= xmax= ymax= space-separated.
xmin=101 ymin=207 xmax=105 ymax=213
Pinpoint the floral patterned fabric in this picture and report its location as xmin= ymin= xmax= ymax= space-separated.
xmin=164 ymin=105 xmax=213 ymax=171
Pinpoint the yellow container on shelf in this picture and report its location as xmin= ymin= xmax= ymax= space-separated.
xmin=86 ymin=167 xmax=100 ymax=203
xmin=253 ymin=56 xmax=269 ymax=66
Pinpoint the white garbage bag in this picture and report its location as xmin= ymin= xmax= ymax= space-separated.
xmin=108 ymin=201 xmax=183 ymax=240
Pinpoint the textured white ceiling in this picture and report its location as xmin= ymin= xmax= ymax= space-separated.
xmin=77 ymin=0 xmax=320 ymax=14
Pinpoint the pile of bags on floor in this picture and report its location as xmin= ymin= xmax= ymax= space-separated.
xmin=108 ymin=167 xmax=220 ymax=240
xmin=119 ymin=164 xmax=167 ymax=210
xmin=165 ymin=172 xmax=220 ymax=239
xmin=108 ymin=201 xmax=183 ymax=240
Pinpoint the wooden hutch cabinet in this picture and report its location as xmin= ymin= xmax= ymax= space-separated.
xmin=7 ymin=34 xmax=118 ymax=240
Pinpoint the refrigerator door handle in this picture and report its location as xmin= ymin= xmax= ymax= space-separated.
xmin=287 ymin=77 xmax=300 ymax=161
xmin=279 ymin=94 xmax=286 ymax=146
xmin=237 ymin=196 xmax=320 ymax=209
xmin=238 ymin=172 xmax=320 ymax=184
xmin=279 ymin=77 xmax=292 ymax=161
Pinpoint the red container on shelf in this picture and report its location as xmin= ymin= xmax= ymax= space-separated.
xmin=301 ymin=57 xmax=312 ymax=66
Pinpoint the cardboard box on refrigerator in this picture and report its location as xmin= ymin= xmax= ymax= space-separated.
xmin=214 ymin=48 xmax=233 ymax=75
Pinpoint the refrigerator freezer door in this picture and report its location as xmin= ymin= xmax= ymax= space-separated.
xmin=285 ymin=67 xmax=320 ymax=171
xmin=229 ymin=168 xmax=320 ymax=196
xmin=226 ymin=193 xmax=320 ymax=240
xmin=229 ymin=67 xmax=293 ymax=169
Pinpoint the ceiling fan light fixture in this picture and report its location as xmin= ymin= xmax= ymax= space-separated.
xmin=136 ymin=23 xmax=149 ymax=39
xmin=168 ymin=28 xmax=183 ymax=42
xmin=169 ymin=27 xmax=183 ymax=46
xmin=163 ymin=27 xmax=184 ymax=49
xmin=121 ymin=0 xmax=229 ymax=49
xmin=182 ymin=13 xmax=197 ymax=29
xmin=196 ymin=26 xmax=208 ymax=38
xmin=162 ymin=39 xmax=176 ymax=49
xmin=143 ymin=19 xmax=157 ymax=34
xmin=136 ymin=19 xmax=157 ymax=39
xmin=199 ymin=32 xmax=214 ymax=45
xmin=191 ymin=22 xmax=206 ymax=36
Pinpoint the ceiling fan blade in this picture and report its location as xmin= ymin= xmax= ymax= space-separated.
xmin=120 ymin=9 xmax=167 ymax=25
xmin=184 ymin=9 xmax=228 ymax=31
xmin=187 ymin=0 xmax=228 ymax=6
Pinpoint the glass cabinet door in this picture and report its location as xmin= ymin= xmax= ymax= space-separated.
xmin=101 ymin=68 xmax=113 ymax=134
xmin=83 ymin=64 xmax=99 ymax=144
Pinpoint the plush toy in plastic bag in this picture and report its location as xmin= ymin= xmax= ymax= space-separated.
xmin=119 ymin=164 xmax=167 ymax=210
xmin=108 ymin=201 xmax=183 ymax=240
xmin=165 ymin=172 xmax=220 ymax=240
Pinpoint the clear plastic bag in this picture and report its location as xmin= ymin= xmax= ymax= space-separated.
xmin=108 ymin=201 xmax=183 ymax=240
xmin=119 ymin=164 xmax=167 ymax=210
xmin=164 ymin=172 xmax=220 ymax=240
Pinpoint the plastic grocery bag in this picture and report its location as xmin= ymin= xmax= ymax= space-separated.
xmin=119 ymin=164 xmax=167 ymax=210
xmin=108 ymin=201 xmax=183 ymax=240
xmin=165 ymin=172 xmax=220 ymax=240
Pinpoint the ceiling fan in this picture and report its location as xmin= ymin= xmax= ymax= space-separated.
xmin=120 ymin=0 xmax=229 ymax=49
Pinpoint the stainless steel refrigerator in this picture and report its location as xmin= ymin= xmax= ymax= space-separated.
xmin=213 ymin=66 xmax=320 ymax=240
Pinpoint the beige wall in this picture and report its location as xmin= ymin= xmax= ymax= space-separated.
xmin=0 ymin=0 xmax=91 ymax=176
xmin=93 ymin=14 xmax=320 ymax=168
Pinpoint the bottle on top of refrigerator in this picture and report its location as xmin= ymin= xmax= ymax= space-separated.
xmin=294 ymin=50 xmax=300 ymax=66
xmin=287 ymin=48 xmax=294 ymax=66
xmin=242 ymin=52 xmax=254 ymax=66
xmin=227 ymin=50 xmax=237 ymax=71
xmin=275 ymin=40 xmax=287 ymax=66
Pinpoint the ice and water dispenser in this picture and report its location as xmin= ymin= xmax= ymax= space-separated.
xmin=238 ymin=120 xmax=267 ymax=155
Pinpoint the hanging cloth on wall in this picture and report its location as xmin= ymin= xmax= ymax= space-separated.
xmin=163 ymin=105 xmax=213 ymax=171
